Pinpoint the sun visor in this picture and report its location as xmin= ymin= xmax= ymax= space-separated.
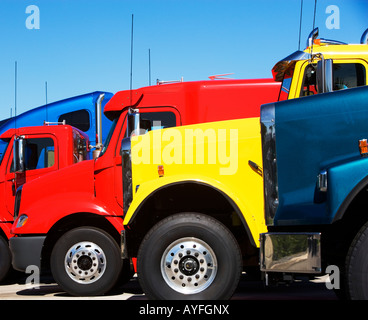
xmin=272 ymin=51 xmax=311 ymax=82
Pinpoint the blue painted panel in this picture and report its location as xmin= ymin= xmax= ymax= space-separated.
xmin=273 ymin=86 xmax=368 ymax=225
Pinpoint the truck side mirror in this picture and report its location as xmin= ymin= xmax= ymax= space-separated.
xmin=127 ymin=111 xmax=152 ymax=137
xmin=316 ymin=58 xmax=333 ymax=93
xmin=127 ymin=112 xmax=141 ymax=137
xmin=13 ymin=137 xmax=26 ymax=173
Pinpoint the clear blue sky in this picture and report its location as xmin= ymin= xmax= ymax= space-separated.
xmin=0 ymin=0 xmax=367 ymax=120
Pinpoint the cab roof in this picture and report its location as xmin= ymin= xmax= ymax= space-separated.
xmin=104 ymin=78 xmax=278 ymax=117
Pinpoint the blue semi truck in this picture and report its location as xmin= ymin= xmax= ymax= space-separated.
xmin=0 ymin=91 xmax=113 ymax=159
xmin=260 ymin=84 xmax=368 ymax=299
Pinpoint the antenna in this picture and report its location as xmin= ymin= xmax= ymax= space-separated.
xmin=45 ymin=81 xmax=48 ymax=122
xmin=298 ymin=0 xmax=304 ymax=50
xmin=45 ymin=81 xmax=48 ymax=105
xmin=312 ymin=0 xmax=317 ymax=31
xmin=14 ymin=61 xmax=17 ymax=129
xmin=148 ymin=48 xmax=151 ymax=86
xmin=311 ymin=0 xmax=318 ymax=57
xmin=129 ymin=14 xmax=134 ymax=108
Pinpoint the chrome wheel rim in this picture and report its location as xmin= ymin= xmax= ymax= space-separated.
xmin=161 ymin=237 xmax=217 ymax=294
xmin=64 ymin=241 xmax=106 ymax=284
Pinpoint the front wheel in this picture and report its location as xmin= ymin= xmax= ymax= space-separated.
xmin=137 ymin=213 xmax=242 ymax=300
xmin=51 ymin=227 xmax=122 ymax=296
xmin=0 ymin=236 xmax=12 ymax=283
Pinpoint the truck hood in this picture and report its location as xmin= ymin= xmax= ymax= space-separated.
xmin=20 ymin=160 xmax=95 ymax=211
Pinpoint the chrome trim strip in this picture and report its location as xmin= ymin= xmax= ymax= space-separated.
xmin=261 ymin=103 xmax=278 ymax=225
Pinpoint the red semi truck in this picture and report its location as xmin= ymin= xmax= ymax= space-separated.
xmin=0 ymin=124 xmax=89 ymax=282
xmin=9 ymin=78 xmax=280 ymax=296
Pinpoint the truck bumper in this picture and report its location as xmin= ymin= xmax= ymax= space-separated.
xmin=260 ymin=232 xmax=322 ymax=274
xmin=9 ymin=236 xmax=46 ymax=272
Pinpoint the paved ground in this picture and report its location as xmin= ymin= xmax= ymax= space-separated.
xmin=0 ymin=272 xmax=338 ymax=300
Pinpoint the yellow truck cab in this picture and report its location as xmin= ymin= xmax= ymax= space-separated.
xmin=122 ymin=116 xmax=264 ymax=300
xmin=274 ymin=28 xmax=368 ymax=100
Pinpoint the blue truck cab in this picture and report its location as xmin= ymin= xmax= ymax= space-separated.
xmin=260 ymin=85 xmax=368 ymax=299
xmin=0 ymin=91 xmax=113 ymax=159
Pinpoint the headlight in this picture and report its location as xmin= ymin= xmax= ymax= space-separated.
xmin=16 ymin=215 xmax=28 ymax=228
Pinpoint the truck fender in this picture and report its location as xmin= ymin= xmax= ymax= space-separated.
xmin=333 ymin=173 xmax=368 ymax=223
xmin=329 ymin=157 xmax=368 ymax=222
xmin=0 ymin=221 xmax=12 ymax=240
xmin=14 ymin=192 xmax=123 ymax=235
xmin=124 ymin=174 xmax=265 ymax=247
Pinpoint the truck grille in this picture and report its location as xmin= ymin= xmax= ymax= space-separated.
xmin=14 ymin=186 xmax=23 ymax=220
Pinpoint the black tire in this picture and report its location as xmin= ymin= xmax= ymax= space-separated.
xmin=0 ymin=236 xmax=11 ymax=283
xmin=137 ymin=213 xmax=242 ymax=300
xmin=50 ymin=227 xmax=122 ymax=296
xmin=346 ymin=221 xmax=368 ymax=300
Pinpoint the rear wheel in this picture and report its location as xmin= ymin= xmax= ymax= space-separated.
xmin=346 ymin=221 xmax=368 ymax=299
xmin=51 ymin=227 xmax=122 ymax=296
xmin=137 ymin=213 xmax=242 ymax=300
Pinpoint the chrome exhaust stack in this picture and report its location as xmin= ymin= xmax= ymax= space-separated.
xmin=361 ymin=28 xmax=368 ymax=45
xmin=92 ymin=93 xmax=105 ymax=159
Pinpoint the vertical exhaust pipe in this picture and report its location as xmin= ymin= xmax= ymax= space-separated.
xmin=93 ymin=93 xmax=105 ymax=159
xmin=361 ymin=28 xmax=368 ymax=45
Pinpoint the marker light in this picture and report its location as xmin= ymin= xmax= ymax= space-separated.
xmin=359 ymin=139 xmax=368 ymax=157
xmin=158 ymin=165 xmax=164 ymax=177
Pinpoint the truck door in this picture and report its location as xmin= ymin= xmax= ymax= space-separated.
xmin=114 ymin=107 xmax=181 ymax=209
xmin=297 ymin=59 xmax=367 ymax=98
xmin=4 ymin=135 xmax=58 ymax=216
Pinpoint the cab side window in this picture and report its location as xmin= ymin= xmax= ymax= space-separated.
xmin=333 ymin=63 xmax=366 ymax=90
xmin=124 ymin=111 xmax=177 ymax=138
xmin=26 ymin=138 xmax=55 ymax=170
xmin=300 ymin=62 xmax=366 ymax=97
xmin=300 ymin=64 xmax=317 ymax=97
xmin=117 ymin=110 xmax=178 ymax=156
xmin=10 ymin=138 xmax=55 ymax=172
xmin=58 ymin=110 xmax=90 ymax=132
xmin=139 ymin=111 xmax=177 ymax=132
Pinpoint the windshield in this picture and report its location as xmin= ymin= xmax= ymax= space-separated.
xmin=278 ymin=64 xmax=295 ymax=101
xmin=0 ymin=139 xmax=10 ymax=167
xmin=98 ymin=118 xmax=118 ymax=158
xmin=278 ymin=75 xmax=293 ymax=101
